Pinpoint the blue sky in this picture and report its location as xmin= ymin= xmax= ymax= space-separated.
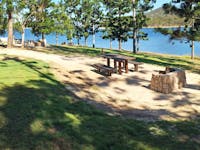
xmin=52 ymin=0 xmax=171 ymax=10
xmin=154 ymin=0 xmax=171 ymax=9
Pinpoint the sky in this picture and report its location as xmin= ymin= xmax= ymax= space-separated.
xmin=52 ymin=0 xmax=171 ymax=10
xmin=154 ymin=0 xmax=171 ymax=9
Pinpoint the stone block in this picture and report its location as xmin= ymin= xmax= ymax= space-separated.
xmin=150 ymin=67 xmax=186 ymax=94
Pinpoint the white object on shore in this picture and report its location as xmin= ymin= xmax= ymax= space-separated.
xmin=0 ymin=37 xmax=8 ymax=44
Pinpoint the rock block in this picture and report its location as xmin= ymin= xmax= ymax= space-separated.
xmin=150 ymin=67 xmax=186 ymax=94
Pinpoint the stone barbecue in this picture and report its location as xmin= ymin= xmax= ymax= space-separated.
xmin=150 ymin=67 xmax=186 ymax=94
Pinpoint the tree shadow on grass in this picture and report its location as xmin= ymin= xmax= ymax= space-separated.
xmin=0 ymin=62 xmax=6 ymax=66
xmin=133 ymin=54 xmax=200 ymax=74
xmin=0 ymin=79 xmax=200 ymax=150
xmin=136 ymin=56 xmax=194 ymax=70
xmin=51 ymin=45 xmax=102 ymax=56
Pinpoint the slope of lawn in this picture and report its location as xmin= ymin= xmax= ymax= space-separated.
xmin=35 ymin=45 xmax=200 ymax=74
xmin=0 ymin=55 xmax=200 ymax=150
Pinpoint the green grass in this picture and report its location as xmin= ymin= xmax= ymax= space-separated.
xmin=34 ymin=45 xmax=200 ymax=74
xmin=0 ymin=56 xmax=200 ymax=149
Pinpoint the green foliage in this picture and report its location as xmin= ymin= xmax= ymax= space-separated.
xmin=103 ymin=0 xmax=132 ymax=44
xmin=52 ymin=1 xmax=74 ymax=41
xmin=89 ymin=0 xmax=104 ymax=47
xmin=155 ymin=27 xmax=187 ymax=41
xmin=103 ymin=0 xmax=156 ymax=51
xmin=162 ymin=1 xmax=200 ymax=42
xmin=0 ymin=3 xmax=6 ymax=35
xmin=79 ymin=0 xmax=93 ymax=44
xmin=13 ymin=22 xmax=22 ymax=33
xmin=0 ymin=0 xmax=13 ymax=47
xmin=89 ymin=0 xmax=104 ymax=34
xmin=28 ymin=0 xmax=56 ymax=37
xmin=158 ymin=1 xmax=200 ymax=59
xmin=13 ymin=1 xmax=38 ymax=33
xmin=65 ymin=0 xmax=85 ymax=44
xmin=134 ymin=0 xmax=156 ymax=29
xmin=65 ymin=0 xmax=104 ymax=46
xmin=2 ymin=0 xmax=14 ymax=13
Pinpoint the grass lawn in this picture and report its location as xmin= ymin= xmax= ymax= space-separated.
xmin=0 ymin=55 xmax=200 ymax=150
xmin=35 ymin=45 xmax=200 ymax=74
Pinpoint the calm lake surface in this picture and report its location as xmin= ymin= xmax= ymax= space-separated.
xmin=6 ymin=28 xmax=200 ymax=56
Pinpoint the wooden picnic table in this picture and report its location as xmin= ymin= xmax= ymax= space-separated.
xmin=102 ymin=54 xmax=135 ymax=75
xmin=102 ymin=54 xmax=118 ymax=67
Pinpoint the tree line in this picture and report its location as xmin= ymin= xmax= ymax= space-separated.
xmin=1 ymin=0 xmax=200 ymax=58
xmin=0 ymin=0 xmax=156 ymax=53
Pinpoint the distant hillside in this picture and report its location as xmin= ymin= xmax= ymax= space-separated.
xmin=146 ymin=7 xmax=185 ymax=27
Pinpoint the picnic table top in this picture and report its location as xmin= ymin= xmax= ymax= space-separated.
xmin=102 ymin=54 xmax=136 ymax=61
xmin=101 ymin=54 xmax=118 ymax=58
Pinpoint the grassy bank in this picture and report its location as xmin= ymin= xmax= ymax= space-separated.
xmin=0 ymin=54 xmax=200 ymax=149
xmin=34 ymin=45 xmax=200 ymax=74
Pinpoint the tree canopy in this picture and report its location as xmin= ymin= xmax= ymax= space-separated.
xmin=0 ymin=0 xmax=155 ymax=51
xmin=157 ymin=0 xmax=200 ymax=59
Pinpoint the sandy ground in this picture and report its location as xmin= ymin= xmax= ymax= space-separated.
xmin=0 ymin=48 xmax=200 ymax=121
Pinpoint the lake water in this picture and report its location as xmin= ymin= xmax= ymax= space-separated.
xmin=2 ymin=28 xmax=200 ymax=56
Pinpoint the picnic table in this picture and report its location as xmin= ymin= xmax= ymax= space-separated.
xmin=102 ymin=54 xmax=118 ymax=67
xmin=102 ymin=54 xmax=136 ymax=75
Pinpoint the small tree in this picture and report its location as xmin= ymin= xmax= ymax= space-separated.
xmin=103 ymin=0 xmax=154 ymax=51
xmin=102 ymin=25 xmax=115 ymax=50
xmin=1 ymin=0 xmax=16 ymax=48
xmin=52 ymin=1 xmax=74 ymax=45
xmin=13 ymin=0 xmax=38 ymax=48
xmin=102 ymin=0 xmax=114 ymax=49
xmin=160 ymin=0 xmax=200 ymax=59
xmin=89 ymin=0 xmax=104 ymax=48
xmin=64 ymin=0 xmax=84 ymax=45
xmin=103 ymin=0 xmax=132 ymax=50
xmin=29 ymin=0 xmax=55 ymax=47
xmin=1 ymin=0 xmax=34 ymax=48
xmin=132 ymin=0 xmax=156 ymax=53
xmin=0 ymin=2 xmax=7 ymax=35
xmin=80 ymin=0 xmax=93 ymax=46
xmin=73 ymin=15 xmax=84 ymax=46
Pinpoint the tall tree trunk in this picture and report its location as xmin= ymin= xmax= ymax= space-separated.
xmin=132 ymin=0 xmax=137 ymax=53
xmin=84 ymin=37 xmax=87 ymax=46
xmin=69 ymin=39 xmax=72 ymax=44
xmin=136 ymin=30 xmax=139 ymax=52
xmin=77 ymin=38 xmax=80 ymax=45
xmin=110 ymin=38 xmax=112 ymax=50
xmin=191 ymin=20 xmax=195 ymax=60
xmin=118 ymin=38 xmax=122 ymax=50
xmin=191 ymin=40 xmax=195 ymax=59
xmin=92 ymin=24 xmax=95 ymax=48
xmin=42 ymin=33 xmax=46 ymax=47
xmin=118 ymin=5 xmax=122 ymax=51
xmin=7 ymin=12 xmax=13 ymax=48
xmin=56 ymin=32 xmax=58 ymax=46
xmin=21 ymin=26 xmax=25 ymax=48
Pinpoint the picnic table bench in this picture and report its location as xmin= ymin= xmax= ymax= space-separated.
xmin=129 ymin=61 xmax=143 ymax=71
xmin=102 ymin=54 xmax=136 ymax=74
xmin=92 ymin=63 xmax=115 ymax=76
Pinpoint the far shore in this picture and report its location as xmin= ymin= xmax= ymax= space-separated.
xmin=145 ymin=25 xmax=186 ymax=28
